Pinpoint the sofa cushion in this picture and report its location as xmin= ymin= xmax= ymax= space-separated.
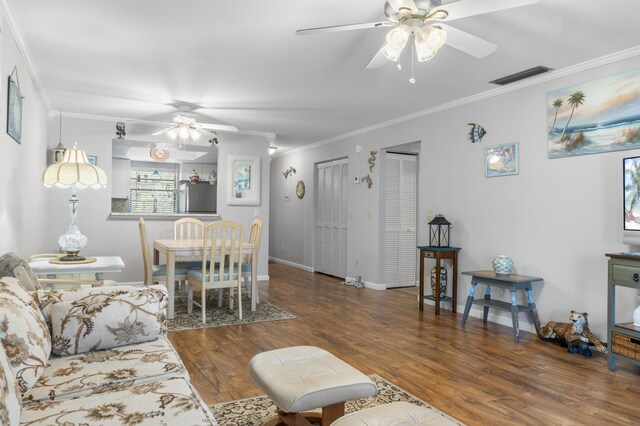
xmin=0 ymin=344 xmax=21 ymax=425
xmin=0 ymin=252 xmax=41 ymax=290
xmin=50 ymin=290 xmax=164 ymax=356
xmin=23 ymin=335 xmax=188 ymax=403
xmin=31 ymin=285 xmax=168 ymax=325
xmin=21 ymin=377 xmax=217 ymax=425
xmin=0 ymin=277 xmax=51 ymax=394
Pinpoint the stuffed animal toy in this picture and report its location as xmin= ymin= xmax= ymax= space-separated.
xmin=540 ymin=310 xmax=606 ymax=357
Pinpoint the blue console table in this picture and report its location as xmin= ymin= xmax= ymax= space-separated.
xmin=461 ymin=270 xmax=543 ymax=342
xmin=417 ymin=246 xmax=461 ymax=315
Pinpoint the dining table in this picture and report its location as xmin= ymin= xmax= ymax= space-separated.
xmin=153 ymin=239 xmax=257 ymax=320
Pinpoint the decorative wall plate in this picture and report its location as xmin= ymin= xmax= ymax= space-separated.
xmin=296 ymin=180 xmax=305 ymax=199
xmin=150 ymin=148 xmax=169 ymax=162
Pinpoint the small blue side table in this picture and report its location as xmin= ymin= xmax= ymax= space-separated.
xmin=417 ymin=246 xmax=461 ymax=315
xmin=461 ymin=270 xmax=543 ymax=342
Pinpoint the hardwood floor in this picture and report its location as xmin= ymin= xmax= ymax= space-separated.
xmin=168 ymin=262 xmax=640 ymax=425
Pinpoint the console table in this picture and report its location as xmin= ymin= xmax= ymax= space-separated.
xmin=605 ymin=253 xmax=640 ymax=371
xmin=417 ymin=246 xmax=461 ymax=315
xmin=461 ymin=270 xmax=543 ymax=342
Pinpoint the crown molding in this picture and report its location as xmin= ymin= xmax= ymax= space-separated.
xmin=1 ymin=0 xmax=52 ymax=112
xmin=274 ymin=46 xmax=640 ymax=158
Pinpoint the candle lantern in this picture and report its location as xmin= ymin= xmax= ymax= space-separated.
xmin=428 ymin=215 xmax=451 ymax=247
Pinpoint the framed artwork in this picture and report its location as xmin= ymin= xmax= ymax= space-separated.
xmin=547 ymin=67 xmax=640 ymax=158
xmin=227 ymin=155 xmax=261 ymax=205
xmin=7 ymin=76 xmax=23 ymax=144
xmin=87 ymin=155 xmax=97 ymax=165
xmin=485 ymin=142 xmax=519 ymax=177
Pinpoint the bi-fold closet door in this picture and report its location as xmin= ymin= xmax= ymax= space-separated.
xmin=384 ymin=153 xmax=417 ymax=288
xmin=315 ymin=159 xmax=348 ymax=278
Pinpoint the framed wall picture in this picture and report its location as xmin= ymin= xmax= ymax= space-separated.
xmin=7 ymin=75 xmax=23 ymax=144
xmin=227 ymin=155 xmax=261 ymax=205
xmin=485 ymin=142 xmax=519 ymax=177
xmin=87 ymin=155 xmax=97 ymax=165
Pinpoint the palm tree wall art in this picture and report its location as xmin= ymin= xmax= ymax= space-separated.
xmin=547 ymin=68 xmax=640 ymax=159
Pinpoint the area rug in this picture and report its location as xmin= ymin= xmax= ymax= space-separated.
xmin=167 ymin=295 xmax=295 ymax=331
xmin=209 ymin=374 xmax=465 ymax=425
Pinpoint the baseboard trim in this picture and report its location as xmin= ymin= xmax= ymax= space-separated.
xmin=269 ymin=257 xmax=314 ymax=273
xmin=344 ymin=276 xmax=386 ymax=291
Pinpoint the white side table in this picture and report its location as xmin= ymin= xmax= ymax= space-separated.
xmin=29 ymin=256 xmax=125 ymax=287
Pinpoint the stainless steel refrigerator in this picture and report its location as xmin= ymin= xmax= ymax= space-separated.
xmin=177 ymin=182 xmax=217 ymax=213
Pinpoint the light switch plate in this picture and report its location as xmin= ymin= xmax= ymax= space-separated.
xmin=354 ymin=176 xmax=360 ymax=184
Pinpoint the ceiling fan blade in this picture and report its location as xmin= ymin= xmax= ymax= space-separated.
xmin=365 ymin=48 xmax=390 ymax=69
xmin=152 ymin=126 xmax=175 ymax=136
xmin=439 ymin=24 xmax=497 ymax=58
xmin=296 ymin=21 xmax=392 ymax=35
xmin=387 ymin=0 xmax=418 ymax=13
xmin=434 ymin=0 xmax=539 ymax=22
xmin=199 ymin=123 xmax=239 ymax=132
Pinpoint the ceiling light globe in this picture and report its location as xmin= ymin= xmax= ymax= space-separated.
xmin=189 ymin=128 xmax=202 ymax=141
xmin=426 ymin=26 xmax=446 ymax=50
xmin=386 ymin=27 xmax=408 ymax=45
xmin=178 ymin=126 xmax=190 ymax=141
xmin=382 ymin=43 xmax=403 ymax=61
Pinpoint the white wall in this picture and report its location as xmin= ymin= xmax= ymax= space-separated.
xmin=0 ymin=16 xmax=49 ymax=256
xmin=269 ymin=53 xmax=640 ymax=337
xmin=44 ymin=117 xmax=271 ymax=283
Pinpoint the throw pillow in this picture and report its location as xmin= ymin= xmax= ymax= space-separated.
xmin=0 ymin=277 xmax=51 ymax=394
xmin=0 ymin=344 xmax=21 ymax=426
xmin=50 ymin=290 xmax=163 ymax=355
xmin=31 ymin=285 xmax=168 ymax=325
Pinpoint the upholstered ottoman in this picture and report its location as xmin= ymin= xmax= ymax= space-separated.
xmin=331 ymin=402 xmax=457 ymax=426
xmin=248 ymin=346 xmax=377 ymax=426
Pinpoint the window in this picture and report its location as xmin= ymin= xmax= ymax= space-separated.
xmin=129 ymin=162 xmax=178 ymax=213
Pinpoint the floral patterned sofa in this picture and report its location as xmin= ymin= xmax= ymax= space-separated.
xmin=0 ymin=275 xmax=217 ymax=425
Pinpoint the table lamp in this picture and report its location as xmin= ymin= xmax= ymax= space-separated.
xmin=42 ymin=143 xmax=108 ymax=261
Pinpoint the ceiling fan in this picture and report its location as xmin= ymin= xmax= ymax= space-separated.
xmin=296 ymin=0 xmax=539 ymax=69
xmin=152 ymin=104 xmax=238 ymax=143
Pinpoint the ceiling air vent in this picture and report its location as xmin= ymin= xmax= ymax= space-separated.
xmin=489 ymin=66 xmax=553 ymax=85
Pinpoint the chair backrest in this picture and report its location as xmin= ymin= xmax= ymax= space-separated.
xmin=244 ymin=219 xmax=263 ymax=266
xmin=174 ymin=218 xmax=204 ymax=240
xmin=201 ymin=221 xmax=243 ymax=288
xmin=138 ymin=218 xmax=153 ymax=285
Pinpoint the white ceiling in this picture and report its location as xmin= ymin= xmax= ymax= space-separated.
xmin=9 ymin=0 xmax=640 ymax=151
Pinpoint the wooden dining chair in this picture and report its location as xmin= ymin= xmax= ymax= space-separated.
xmin=219 ymin=218 xmax=263 ymax=306
xmin=174 ymin=217 xmax=204 ymax=240
xmin=173 ymin=218 xmax=205 ymax=299
xmin=138 ymin=218 xmax=190 ymax=286
xmin=187 ymin=221 xmax=244 ymax=323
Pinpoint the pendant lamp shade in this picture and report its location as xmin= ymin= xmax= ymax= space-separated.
xmin=43 ymin=147 xmax=108 ymax=188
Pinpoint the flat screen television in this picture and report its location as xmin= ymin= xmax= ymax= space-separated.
xmin=623 ymin=155 xmax=640 ymax=245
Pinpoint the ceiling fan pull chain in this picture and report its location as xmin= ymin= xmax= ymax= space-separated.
xmin=409 ymin=35 xmax=416 ymax=84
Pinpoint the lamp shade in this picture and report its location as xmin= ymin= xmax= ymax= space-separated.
xmin=43 ymin=146 xmax=108 ymax=189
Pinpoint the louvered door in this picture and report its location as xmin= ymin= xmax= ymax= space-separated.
xmin=384 ymin=153 xmax=417 ymax=288
xmin=315 ymin=159 xmax=348 ymax=278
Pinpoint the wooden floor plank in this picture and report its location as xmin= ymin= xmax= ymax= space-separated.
xmin=168 ymin=262 xmax=640 ymax=425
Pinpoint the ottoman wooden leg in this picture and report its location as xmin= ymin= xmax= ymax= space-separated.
xmin=322 ymin=402 xmax=345 ymax=425
xmin=268 ymin=402 xmax=345 ymax=426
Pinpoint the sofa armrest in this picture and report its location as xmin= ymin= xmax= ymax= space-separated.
xmin=30 ymin=285 xmax=169 ymax=326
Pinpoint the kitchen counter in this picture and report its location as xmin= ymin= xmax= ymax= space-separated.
xmin=109 ymin=212 xmax=220 ymax=221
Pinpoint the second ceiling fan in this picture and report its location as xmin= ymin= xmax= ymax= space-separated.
xmin=296 ymin=0 xmax=539 ymax=69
